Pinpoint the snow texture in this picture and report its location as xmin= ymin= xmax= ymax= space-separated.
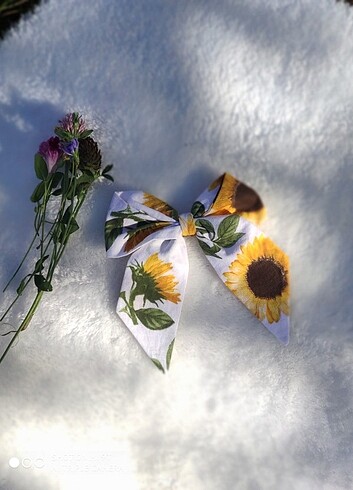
xmin=0 ymin=0 xmax=353 ymax=488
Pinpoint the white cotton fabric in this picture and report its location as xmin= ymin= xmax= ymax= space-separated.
xmin=0 ymin=0 xmax=353 ymax=489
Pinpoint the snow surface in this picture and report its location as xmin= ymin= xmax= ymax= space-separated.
xmin=0 ymin=0 xmax=353 ymax=488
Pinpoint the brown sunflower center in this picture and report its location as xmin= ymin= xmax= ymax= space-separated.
xmin=246 ymin=257 xmax=286 ymax=299
xmin=232 ymin=182 xmax=263 ymax=212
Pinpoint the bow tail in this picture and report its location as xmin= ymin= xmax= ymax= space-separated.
xmin=195 ymin=214 xmax=290 ymax=344
xmin=116 ymin=236 xmax=189 ymax=372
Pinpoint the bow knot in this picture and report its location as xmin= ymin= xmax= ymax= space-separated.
xmin=179 ymin=213 xmax=196 ymax=237
xmin=106 ymin=173 xmax=290 ymax=372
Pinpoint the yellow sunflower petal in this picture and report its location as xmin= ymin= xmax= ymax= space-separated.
xmin=207 ymin=173 xmax=265 ymax=225
xmin=143 ymin=253 xmax=181 ymax=304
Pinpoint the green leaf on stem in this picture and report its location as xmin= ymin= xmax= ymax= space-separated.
xmin=61 ymin=208 xmax=80 ymax=235
xmin=16 ymin=274 xmax=32 ymax=295
xmin=66 ymin=186 xmax=76 ymax=201
xmin=76 ymin=174 xmax=95 ymax=185
xmin=53 ymin=222 xmax=65 ymax=244
xmin=79 ymin=129 xmax=93 ymax=139
xmin=34 ymin=255 xmax=49 ymax=273
xmin=34 ymin=153 xmax=48 ymax=180
xmin=135 ymin=308 xmax=174 ymax=330
xmin=67 ymin=219 xmax=79 ymax=235
xmin=54 ymin=127 xmax=73 ymax=141
xmin=62 ymin=170 xmax=70 ymax=194
xmin=62 ymin=206 xmax=74 ymax=224
xmin=102 ymin=164 xmax=113 ymax=174
xmin=30 ymin=181 xmax=46 ymax=202
xmin=34 ymin=274 xmax=53 ymax=292
xmin=51 ymin=172 xmax=63 ymax=188
xmin=52 ymin=188 xmax=62 ymax=196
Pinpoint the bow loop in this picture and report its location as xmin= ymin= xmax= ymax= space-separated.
xmin=191 ymin=172 xmax=266 ymax=224
xmin=105 ymin=191 xmax=180 ymax=258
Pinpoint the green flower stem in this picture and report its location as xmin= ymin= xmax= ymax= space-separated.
xmin=0 ymin=278 xmax=32 ymax=322
xmin=129 ymin=288 xmax=138 ymax=306
xmin=0 ymin=145 xmax=102 ymax=364
xmin=120 ymin=288 xmax=139 ymax=325
xmin=0 ymin=290 xmax=44 ymax=365
xmin=2 ymin=233 xmax=37 ymax=293
xmin=0 ymin=187 xmax=66 ymax=323
xmin=0 ymin=181 xmax=84 ymax=356
xmin=36 ymin=155 xmax=78 ymax=284
xmin=2 ymin=180 xmax=53 ymax=293
xmin=40 ymin=181 xmax=49 ymax=256
xmin=45 ymin=188 xmax=88 ymax=283
xmin=0 ymin=186 xmax=85 ymax=351
xmin=0 ymin=212 xmax=63 ymax=321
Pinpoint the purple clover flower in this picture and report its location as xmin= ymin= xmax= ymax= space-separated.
xmin=38 ymin=137 xmax=63 ymax=173
xmin=59 ymin=113 xmax=86 ymax=134
xmin=62 ymin=139 xmax=79 ymax=156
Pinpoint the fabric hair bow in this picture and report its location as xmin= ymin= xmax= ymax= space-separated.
xmin=105 ymin=173 xmax=290 ymax=372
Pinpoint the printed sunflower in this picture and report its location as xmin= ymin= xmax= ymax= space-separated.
xmin=143 ymin=193 xmax=178 ymax=219
xmin=224 ymin=235 xmax=289 ymax=324
xmin=207 ymin=173 xmax=266 ymax=224
xmin=130 ymin=253 xmax=180 ymax=306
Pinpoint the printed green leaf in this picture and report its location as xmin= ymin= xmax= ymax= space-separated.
xmin=135 ymin=308 xmax=174 ymax=330
xmin=30 ymin=181 xmax=45 ymax=202
xmin=191 ymin=201 xmax=205 ymax=218
xmin=34 ymin=274 xmax=53 ymax=292
xmin=214 ymin=215 xmax=242 ymax=248
xmin=197 ymin=239 xmax=222 ymax=258
xmin=216 ymin=232 xmax=245 ymax=248
xmin=111 ymin=209 xmax=146 ymax=222
xmin=105 ymin=218 xmax=123 ymax=250
xmin=166 ymin=339 xmax=175 ymax=370
xmin=151 ymin=358 xmax=165 ymax=373
xmin=195 ymin=218 xmax=215 ymax=239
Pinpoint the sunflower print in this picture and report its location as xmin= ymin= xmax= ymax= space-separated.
xmin=224 ymin=235 xmax=289 ymax=324
xmin=207 ymin=173 xmax=266 ymax=225
xmin=143 ymin=253 xmax=181 ymax=304
xmin=143 ymin=193 xmax=178 ymax=219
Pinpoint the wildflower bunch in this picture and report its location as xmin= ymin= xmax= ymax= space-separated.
xmin=0 ymin=113 xmax=113 ymax=364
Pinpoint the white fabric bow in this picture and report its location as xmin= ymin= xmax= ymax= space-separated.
xmin=106 ymin=173 xmax=290 ymax=372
